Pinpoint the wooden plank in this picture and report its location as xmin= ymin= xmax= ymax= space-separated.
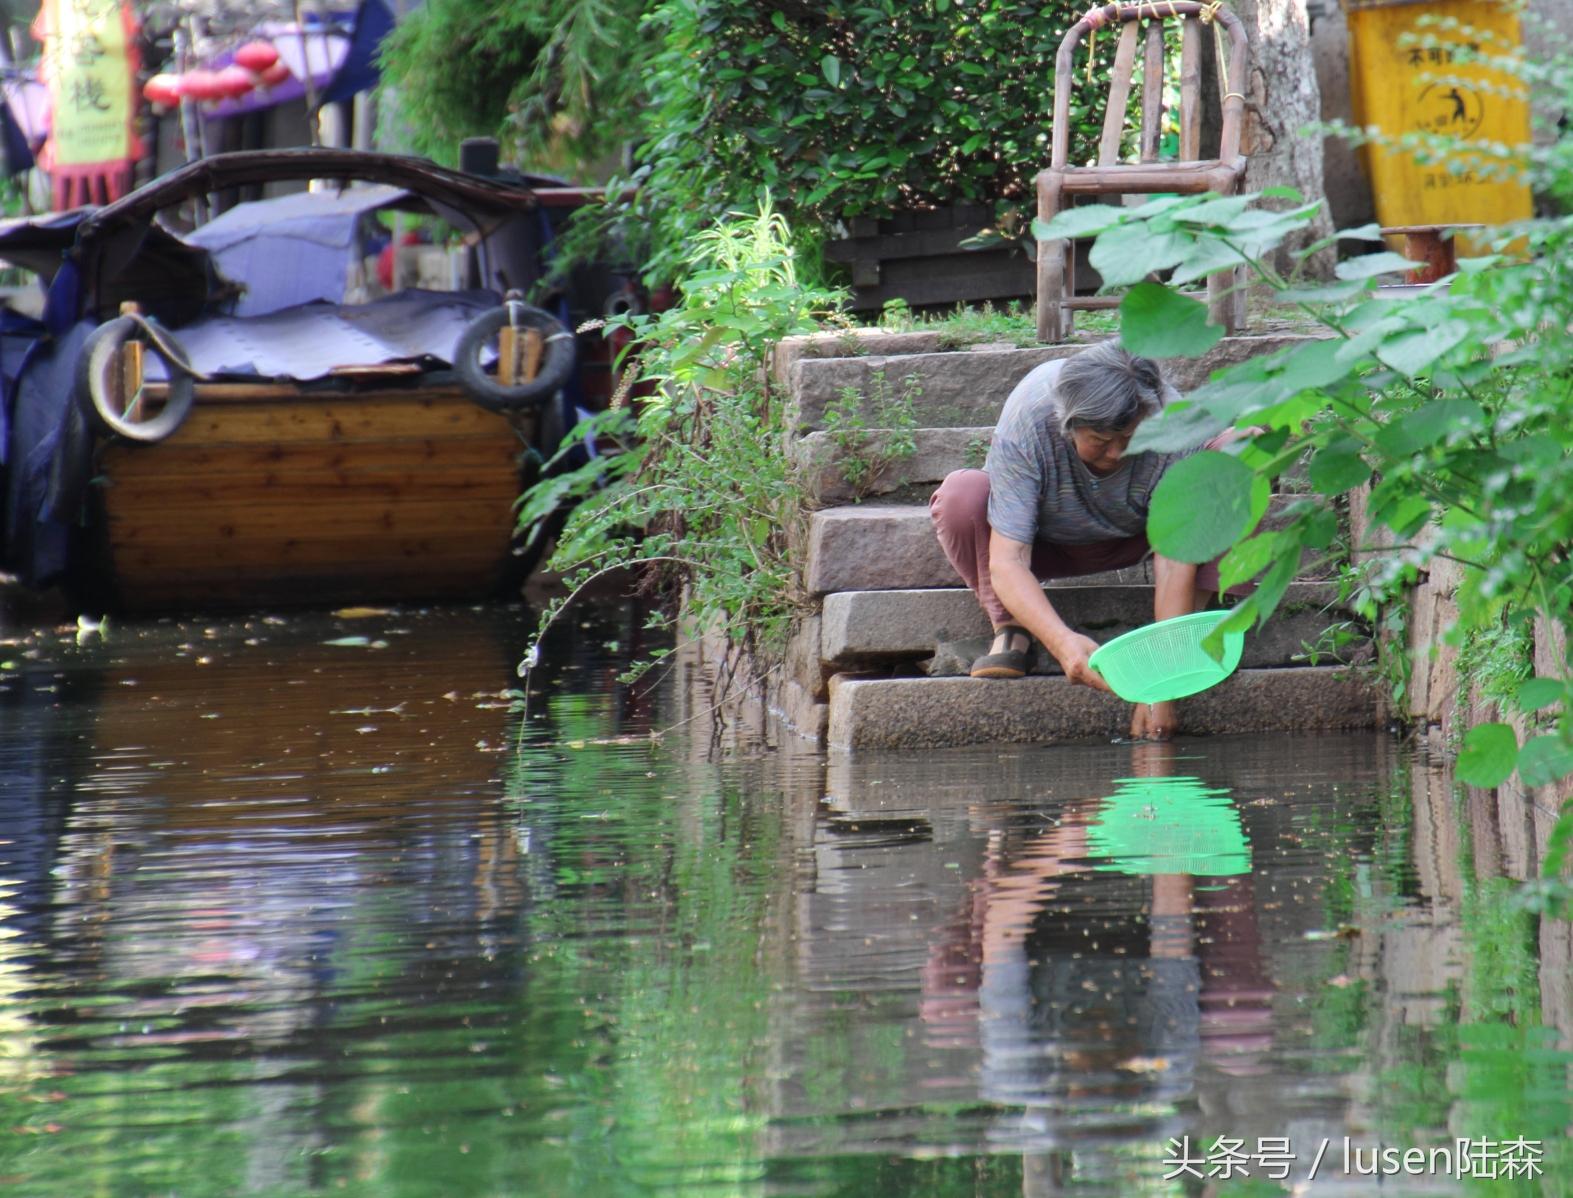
xmin=1099 ymin=22 xmax=1141 ymax=166
xmin=1141 ymin=21 xmax=1165 ymax=163
xmin=119 ymin=339 xmax=143 ymax=421
xmin=99 ymin=473 xmax=520 ymax=504
xmin=522 ymin=327 xmax=543 ymax=380
xmin=326 ymin=363 xmax=424 ymax=379
xmin=166 ymin=397 xmax=517 ymax=446
xmin=172 ymin=381 xmax=473 ymax=404
xmin=100 ymin=438 xmax=522 ymax=481
xmin=1179 ymin=19 xmax=1201 ymax=162
xmin=103 ymin=497 xmax=518 ymax=544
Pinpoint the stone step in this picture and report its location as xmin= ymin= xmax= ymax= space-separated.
xmin=791 ymin=426 xmax=993 ymax=506
xmin=827 ymin=666 xmax=1381 ymax=750
xmin=792 ymin=423 xmax=1316 ymax=507
xmin=806 ymin=497 xmax=1331 ymax=595
xmin=820 ymin=582 xmax=1358 ymax=671
xmin=783 ymin=334 xmax=1322 ymax=434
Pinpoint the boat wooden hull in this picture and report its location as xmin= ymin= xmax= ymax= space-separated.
xmin=91 ymin=381 xmax=532 ymax=610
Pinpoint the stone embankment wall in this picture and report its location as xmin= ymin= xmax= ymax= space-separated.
xmin=1352 ymin=485 xmax=1572 ymax=884
xmin=688 ymin=329 xmax=1383 ymax=750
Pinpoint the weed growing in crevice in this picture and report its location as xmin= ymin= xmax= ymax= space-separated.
xmin=821 ymin=367 xmax=921 ymax=499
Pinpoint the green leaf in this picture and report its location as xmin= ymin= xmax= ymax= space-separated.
xmin=821 ymin=54 xmax=841 ymax=86
xmin=1127 ymin=399 xmax=1229 ymax=454
xmin=1376 ymin=321 xmax=1475 ymax=377
xmin=1119 ymin=284 xmax=1223 ymax=359
xmin=1335 ymin=252 xmax=1415 ymax=281
xmin=1218 ymin=531 xmax=1279 ymax=590
xmin=1515 ymin=677 xmax=1565 ymax=713
xmin=1377 ymin=398 xmax=1484 ymax=456
xmin=1293 ymin=222 xmax=1384 ymax=263
xmin=1456 ymin=722 xmax=1518 ymax=788
xmin=1259 ymin=185 xmax=1304 ymax=201
xmin=1308 ymin=442 xmax=1372 ymax=494
xmin=1456 ymin=254 xmax=1504 ymax=273
xmin=1032 ymin=204 xmax=1128 ymax=242
xmin=1279 ymin=280 xmax=1371 ymax=304
xmin=1171 ymin=194 xmax=1253 ymax=226
xmin=1089 ymin=223 xmax=1191 ymax=288
xmin=1169 ymin=234 xmax=1249 ymax=285
xmin=1299 ymin=505 xmax=1339 ymax=549
xmin=1274 ymin=338 xmax=1354 ymax=393
xmin=1517 ymin=734 xmax=1573 ymax=788
xmin=771 ymin=9 xmax=787 ymax=30
xmin=1147 ymin=451 xmax=1255 ymax=563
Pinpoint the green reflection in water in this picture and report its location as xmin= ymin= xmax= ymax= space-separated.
xmin=1085 ymin=777 xmax=1251 ymax=877
xmin=3 ymin=615 xmax=1569 ymax=1198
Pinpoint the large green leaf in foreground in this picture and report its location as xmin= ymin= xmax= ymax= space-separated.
xmin=1147 ymin=450 xmax=1255 ymax=563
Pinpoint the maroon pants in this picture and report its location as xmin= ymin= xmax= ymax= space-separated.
xmin=929 ymin=469 xmax=1230 ymax=628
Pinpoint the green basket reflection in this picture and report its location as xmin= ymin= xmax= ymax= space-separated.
xmin=1085 ymin=776 xmax=1252 ymax=877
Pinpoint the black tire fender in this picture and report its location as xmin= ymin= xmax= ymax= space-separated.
xmin=453 ymin=302 xmax=576 ymax=411
xmin=76 ymin=315 xmax=196 ymax=444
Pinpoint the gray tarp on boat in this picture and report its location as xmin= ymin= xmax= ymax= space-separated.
xmin=183 ymin=184 xmax=448 ymax=318
xmin=146 ymin=288 xmax=500 ymax=381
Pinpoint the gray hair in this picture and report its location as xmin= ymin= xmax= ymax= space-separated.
xmin=1054 ymin=340 xmax=1174 ymax=437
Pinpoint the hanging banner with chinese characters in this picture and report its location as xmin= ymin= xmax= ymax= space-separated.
xmin=1345 ymin=0 xmax=1532 ymax=248
xmin=32 ymin=0 xmax=143 ymax=210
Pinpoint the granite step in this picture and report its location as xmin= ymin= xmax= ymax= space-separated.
xmin=782 ymin=333 xmax=1323 ymax=434
xmin=791 ymin=425 xmax=994 ymax=506
xmin=792 ymin=423 xmax=1316 ymax=509
xmin=806 ymin=498 xmax=1333 ymax=596
xmin=827 ymin=666 xmax=1382 ymax=750
xmin=820 ymin=581 xmax=1360 ymax=671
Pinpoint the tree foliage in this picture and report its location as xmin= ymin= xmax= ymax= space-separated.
xmin=376 ymin=0 xmax=645 ymax=169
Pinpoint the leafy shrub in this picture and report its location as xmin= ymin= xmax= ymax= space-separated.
xmin=517 ymin=196 xmax=844 ymax=682
xmin=566 ymin=0 xmax=1115 ymax=281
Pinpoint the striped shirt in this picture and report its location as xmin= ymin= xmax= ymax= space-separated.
xmin=985 ymin=359 xmax=1178 ymax=546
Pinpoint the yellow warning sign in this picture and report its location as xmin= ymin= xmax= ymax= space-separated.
xmin=1347 ymin=0 xmax=1532 ymax=234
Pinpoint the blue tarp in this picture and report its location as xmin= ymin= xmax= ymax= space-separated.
xmin=185 ymin=184 xmax=407 ymax=316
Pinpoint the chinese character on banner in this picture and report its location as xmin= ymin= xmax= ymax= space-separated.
xmin=32 ymin=0 xmax=143 ymax=210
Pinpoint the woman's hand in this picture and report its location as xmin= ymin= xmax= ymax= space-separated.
xmin=1050 ymin=631 xmax=1111 ymax=692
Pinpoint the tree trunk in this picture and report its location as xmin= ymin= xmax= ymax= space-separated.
xmin=1222 ymin=0 xmax=1336 ymax=277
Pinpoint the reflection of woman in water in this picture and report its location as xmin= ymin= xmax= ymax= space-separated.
xmin=919 ymin=743 xmax=1276 ymax=1173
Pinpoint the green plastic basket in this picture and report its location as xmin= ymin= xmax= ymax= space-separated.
xmin=1087 ymin=609 xmax=1244 ymax=704
xmin=1085 ymin=777 xmax=1252 ymax=877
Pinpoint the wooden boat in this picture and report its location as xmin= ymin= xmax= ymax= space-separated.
xmin=0 ymin=148 xmax=624 ymax=611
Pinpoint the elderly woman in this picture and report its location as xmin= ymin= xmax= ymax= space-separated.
xmin=930 ymin=340 xmax=1237 ymax=741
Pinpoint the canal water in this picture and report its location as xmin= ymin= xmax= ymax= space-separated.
xmin=0 ymin=602 xmax=1568 ymax=1197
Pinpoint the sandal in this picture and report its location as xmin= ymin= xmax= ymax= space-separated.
xmin=970 ymin=625 xmax=1033 ymax=679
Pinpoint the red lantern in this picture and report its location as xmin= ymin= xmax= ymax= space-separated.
xmin=143 ymin=73 xmax=182 ymax=107
xmin=259 ymin=60 xmax=292 ymax=87
xmin=233 ymin=41 xmax=279 ymax=72
xmin=180 ymin=69 xmax=224 ymax=101
xmin=214 ymin=65 xmax=258 ymax=98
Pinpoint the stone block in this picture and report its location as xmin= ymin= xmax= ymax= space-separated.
xmin=768 ymin=675 xmax=829 ymax=742
xmin=822 ymin=583 xmax=1153 ymax=663
xmin=916 ymin=605 xmax=1359 ymax=677
xmin=771 ymin=329 xmax=949 ymax=384
xmin=807 ymin=505 xmax=956 ymax=594
xmin=790 ymin=426 xmax=993 ymax=506
xmin=785 ymin=334 xmax=1326 ymax=434
xmin=827 ymin=666 xmax=1381 ymax=750
xmin=784 ymin=613 xmax=828 ymax=699
xmin=806 ymin=496 xmax=1331 ymax=596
